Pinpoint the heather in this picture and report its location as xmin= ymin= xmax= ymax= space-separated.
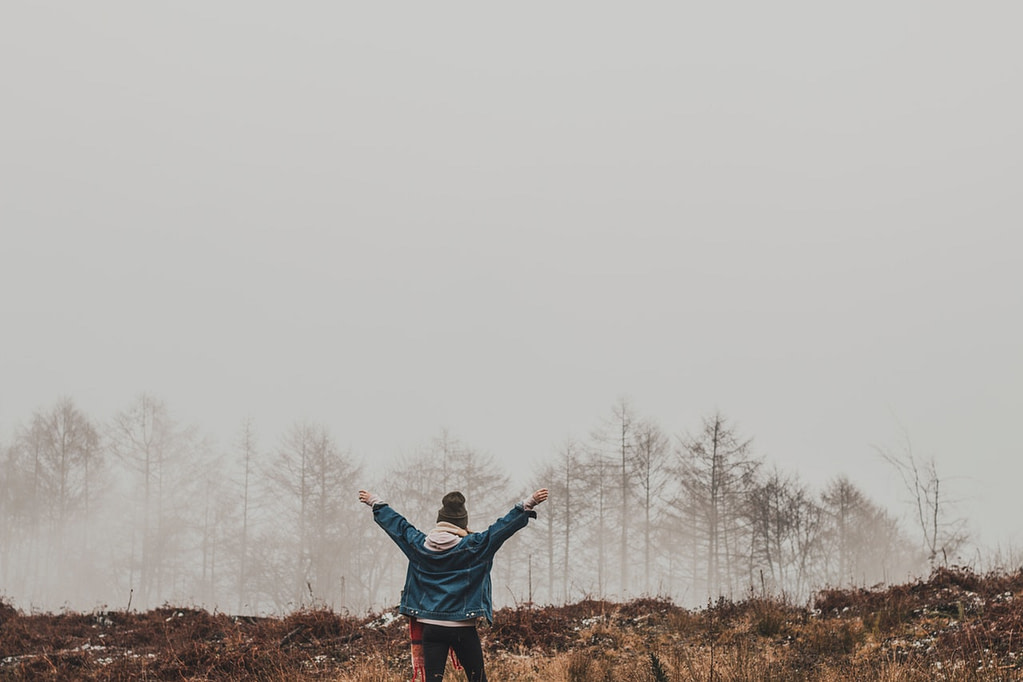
xmin=3 ymin=566 xmax=1022 ymax=681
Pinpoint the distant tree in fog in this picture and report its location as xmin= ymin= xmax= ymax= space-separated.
xmin=877 ymin=432 xmax=969 ymax=569
xmin=549 ymin=439 xmax=583 ymax=603
xmin=820 ymin=475 xmax=919 ymax=587
xmin=1 ymin=397 xmax=104 ymax=603
xmin=820 ymin=475 xmax=868 ymax=584
xmin=191 ymin=435 xmax=232 ymax=607
xmin=232 ymin=417 xmax=261 ymax=613
xmin=630 ymin=419 xmax=670 ymax=595
xmin=528 ymin=459 xmax=557 ymax=603
xmin=527 ymin=439 xmax=585 ymax=604
xmin=0 ymin=434 xmax=34 ymax=596
xmin=266 ymin=422 xmax=361 ymax=610
xmin=0 ymin=440 xmax=12 ymax=584
xmin=383 ymin=429 xmax=510 ymax=527
xmin=10 ymin=412 xmax=48 ymax=593
xmin=107 ymin=394 xmax=198 ymax=609
xmin=579 ymin=447 xmax=613 ymax=597
xmin=34 ymin=397 xmax=102 ymax=531
xmin=590 ymin=398 xmax=638 ymax=597
xmin=746 ymin=468 xmax=822 ymax=597
xmin=672 ymin=413 xmax=759 ymax=600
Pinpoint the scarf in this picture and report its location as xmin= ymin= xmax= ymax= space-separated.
xmin=424 ymin=522 xmax=469 ymax=551
xmin=409 ymin=617 xmax=462 ymax=681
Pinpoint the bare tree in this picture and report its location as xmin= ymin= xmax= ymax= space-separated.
xmin=10 ymin=414 xmax=47 ymax=598
xmin=556 ymin=439 xmax=583 ymax=603
xmin=820 ymin=475 xmax=866 ymax=584
xmin=579 ymin=447 xmax=613 ymax=598
xmin=673 ymin=412 xmax=759 ymax=600
xmin=820 ymin=475 xmax=918 ymax=587
xmin=188 ymin=434 xmax=234 ymax=608
xmin=0 ymin=441 xmax=11 ymax=586
xmin=107 ymin=394 xmax=197 ymax=609
xmin=590 ymin=398 xmax=637 ymax=597
xmin=2 ymin=398 xmax=104 ymax=604
xmin=876 ymin=430 xmax=968 ymax=569
xmin=267 ymin=422 xmax=362 ymax=610
xmin=746 ymin=468 xmax=823 ymax=599
xmin=384 ymin=430 xmax=510 ymax=529
xmin=0 ymin=437 xmax=34 ymax=597
xmin=34 ymin=398 xmax=102 ymax=532
xmin=230 ymin=417 xmax=261 ymax=613
xmin=790 ymin=483 xmax=825 ymax=598
xmin=630 ymin=419 xmax=670 ymax=595
xmin=527 ymin=459 xmax=557 ymax=604
xmin=38 ymin=397 xmax=104 ymax=595
xmin=526 ymin=438 xmax=586 ymax=604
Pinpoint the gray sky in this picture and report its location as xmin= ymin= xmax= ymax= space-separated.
xmin=2 ymin=3 xmax=1021 ymax=550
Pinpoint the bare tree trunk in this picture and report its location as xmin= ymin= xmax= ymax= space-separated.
xmin=562 ymin=444 xmax=573 ymax=602
xmin=237 ymin=419 xmax=256 ymax=614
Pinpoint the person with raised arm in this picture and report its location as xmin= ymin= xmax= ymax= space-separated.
xmin=359 ymin=487 xmax=548 ymax=682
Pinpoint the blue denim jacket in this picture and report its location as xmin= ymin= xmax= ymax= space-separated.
xmin=372 ymin=502 xmax=536 ymax=623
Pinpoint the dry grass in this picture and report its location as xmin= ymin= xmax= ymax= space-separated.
xmin=3 ymin=567 xmax=1022 ymax=680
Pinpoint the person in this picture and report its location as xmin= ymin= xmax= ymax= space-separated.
xmin=359 ymin=487 xmax=548 ymax=682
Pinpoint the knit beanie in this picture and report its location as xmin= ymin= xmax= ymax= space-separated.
xmin=436 ymin=491 xmax=469 ymax=529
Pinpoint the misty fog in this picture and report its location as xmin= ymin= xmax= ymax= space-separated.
xmin=1 ymin=395 xmax=973 ymax=615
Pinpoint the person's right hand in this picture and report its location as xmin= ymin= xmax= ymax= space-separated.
xmin=531 ymin=488 xmax=549 ymax=505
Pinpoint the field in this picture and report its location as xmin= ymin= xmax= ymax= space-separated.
xmin=2 ymin=567 xmax=1022 ymax=681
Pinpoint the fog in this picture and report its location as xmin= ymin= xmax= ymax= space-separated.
xmin=0 ymin=399 xmax=947 ymax=614
xmin=2 ymin=3 xmax=1021 ymax=613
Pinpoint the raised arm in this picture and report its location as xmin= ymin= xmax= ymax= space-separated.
xmin=463 ymin=488 xmax=550 ymax=559
xmin=358 ymin=489 xmax=425 ymax=560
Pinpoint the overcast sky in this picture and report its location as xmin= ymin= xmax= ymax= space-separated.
xmin=2 ymin=3 xmax=1021 ymax=551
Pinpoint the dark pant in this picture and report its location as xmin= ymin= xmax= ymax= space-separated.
xmin=421 ymin=623 xmax=487 ymax=681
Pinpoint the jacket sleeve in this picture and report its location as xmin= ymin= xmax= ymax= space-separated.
xmin=467 ymin=503 xmax=536 ymax=560
xmin=372 ymin=504 xmax=427 ymax=562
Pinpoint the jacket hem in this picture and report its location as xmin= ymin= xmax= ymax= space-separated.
xmin=399 ymin=605 xmax=493 ymax=623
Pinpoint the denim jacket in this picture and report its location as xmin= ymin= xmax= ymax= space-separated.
xmin=372 ymin=501 xmax=537 ymax=623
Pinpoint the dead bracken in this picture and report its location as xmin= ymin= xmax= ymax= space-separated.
xmin=2 ymin=566 xmax=1022 ymax=681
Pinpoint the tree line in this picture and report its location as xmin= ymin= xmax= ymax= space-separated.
xmin=0 ymin=395 xmax=964 ymax=615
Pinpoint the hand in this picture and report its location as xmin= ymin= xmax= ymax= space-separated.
xmin=359 ymin=490 xmax=376 ymax=506
xmin=531 ymin=488 xmax=549 ymax=505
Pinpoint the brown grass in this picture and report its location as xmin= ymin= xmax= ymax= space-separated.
xmin=3 ymin=567 xmax=1022 ymax=680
